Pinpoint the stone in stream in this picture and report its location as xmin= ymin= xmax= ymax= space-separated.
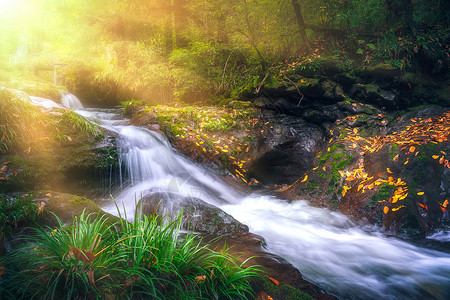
xmin=138 ymin=192 xmax=248 ymax=235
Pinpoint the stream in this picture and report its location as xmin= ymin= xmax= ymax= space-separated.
xmin=33 ymin=96 xmax=450 ymax=299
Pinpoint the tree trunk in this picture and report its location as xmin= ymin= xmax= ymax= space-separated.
xmin=291 ymin=0 xmax=310 ymax=51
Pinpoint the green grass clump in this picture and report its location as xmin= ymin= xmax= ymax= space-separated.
xmin=0 ymin=194 xmax=40 ymax=236
xmin=0 ymin=88 xmax=102 ymax=155
xmin=3 ymin=205 xmax=261 ymax=299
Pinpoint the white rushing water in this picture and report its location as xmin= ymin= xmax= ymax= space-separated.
xmin=61 ymin=92 xmax=84 ymax=109
xmin=76 ymin=107 xmax=450 ymax=300
xmin=29 ymin=96 xmax=64 ymax=110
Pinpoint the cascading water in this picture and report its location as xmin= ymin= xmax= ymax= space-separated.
xmin=61 ymin=92 xmax=84 ymax=109
xmin=75 ymin=106 xmax=450 ymax=300
xmin=29 ymin=96 xmax=64 ymax=110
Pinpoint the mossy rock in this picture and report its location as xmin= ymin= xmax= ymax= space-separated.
xmin=251 ymin=276 xmax=315 ymax=300
xmin=33 ymin=191 xmax=118 ymax=227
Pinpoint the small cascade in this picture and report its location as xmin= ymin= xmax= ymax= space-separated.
xmin=61 ymin=92 xmax=84 ymax=109
xmin=29 ymin=96 xmax=64 ymax=110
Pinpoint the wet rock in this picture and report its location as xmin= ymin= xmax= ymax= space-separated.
xmin=248 ymin=123 xmax=325 ymax=185
xmin=204 ymin=233 xmax=337 ymax=299
xmin=139 ymin=192 xmax=248 ymax=235
xmin=350 ymin=83 xmax=398 ymax=110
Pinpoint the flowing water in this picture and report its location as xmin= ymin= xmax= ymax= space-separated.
xmin=31 ymin=98 xmax=450 ymax=299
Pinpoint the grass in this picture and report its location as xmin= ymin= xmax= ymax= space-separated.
xmin=2 ymin=203 xmax=262 ymax=299
xmin=0 ymin=88 xmax=102 ymax=155
xmin=0 ymin=194 xmax=41 ymax=237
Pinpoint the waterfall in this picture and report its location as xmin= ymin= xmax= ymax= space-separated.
xmin=76 ymin=107 xmax=450 ymax=300
xmin=61 ymin=92 xmax=84 ymax=109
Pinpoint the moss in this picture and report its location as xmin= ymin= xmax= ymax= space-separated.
xmin=329 ymin=153 xmax=353 ymax=190
xmin=370 ymin=184 xmax=395 ymax=204
xmin=306 ymin=180 xmax=320 ymax=191
xmin=389 ymin=143 xmax=399 ymax=160
xmin=318 ymin=171 xmax=328 ymax=180
xmin=256 ymin=277 xmax=314 ymax=300
xmin=327 ymin=194 xmax=339 ymax=210
xmin=319 ymin=143 xmax=345 ymax=165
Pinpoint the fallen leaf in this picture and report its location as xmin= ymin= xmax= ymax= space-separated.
xmin=392 ymin=205 xmax=406 ymax=211
xmin=432 ymin=155 xmax=439 ymax=159
xmin=383 ymin=206 xmax=389 ymax=214
xmin=301 ymin=175 xmax=308 ymax=182
xmin=257 ymin=291 xmax=273 ymax=300
xmin=266 ymin=275 xmax=279 ymax=286
xmin=387 ymin=168 xmax=393 ymax=174
xmin=409 ymin=146 xmax=415 ymax=153
xmin=417 ymin=192 xmax=424 ymax=196
xmin=195 ymin=275 xmax=206 ymax=283
xmin=439 ymin=156 xmax=445 ymax=164
xmin=418 ymin=203 xmax=428 ymax=210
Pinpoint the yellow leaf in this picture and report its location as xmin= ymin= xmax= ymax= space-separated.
xmin=383 ymin=206 xmax=389 ymax=214
xmin=432 ymin=155 xmax=439 ymax=159
xmin=387 ymin=168 xmax=393 ymax=174
xmin=404 ymin=159 xmax=409 ymax=165
xmin=301 ymin=175 xmax=308 ymax=182
xmin=392 ymin=205 xmax=406 ymax=211
xmin=417 ymin=192 xmax=424 ymax=195
xmin=313 ymin=166 xmax=319 ymax=170
xmin=338 ymin=170 xmax=346 ymax=177
xmin=393 ymin=154 xmax=399 ymax=162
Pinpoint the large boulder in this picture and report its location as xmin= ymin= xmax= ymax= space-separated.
xmin=138 ymin=192 xmax=248 ymax=235
xmin=32 ymin=191 xmax=118 ymax=227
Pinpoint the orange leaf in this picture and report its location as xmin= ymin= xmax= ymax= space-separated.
xmin=432 ymin=155 xmax=439 ymax=159
xmin=418 ymin=203 xmax=428 ymax=210
xmin=257 ymin=291 xmax=273 ymax=300
xmin=409 ymin=146 xmax=415 ymax=153
xmin=443 ymin=200 xmax=449 ymax=207
xmin=322 ymin=166 xmax=326 ymax=171
xmin=439 ymin=156 xmax=445 ymax=164
xmin=195 ymin=275 xmax=206 ymax=283
xmin=266 ymin=276 xmax=279 ymax=286
xmin=383 ymin=206 xmax=389 ymax=214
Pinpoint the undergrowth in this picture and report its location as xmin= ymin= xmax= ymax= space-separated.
xmin=1 ymin=204 xmax=262 ymax=299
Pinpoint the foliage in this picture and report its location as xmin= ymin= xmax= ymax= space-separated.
xmin=0 ymin=194 xmax=41 ymax=236
xmin=0 ymin=88 xmax=103 ymax=155
xmin=3 ymin=206 xmax=262 ymax=299
xmin=0 ymin=88 xmax=53 ymax=154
